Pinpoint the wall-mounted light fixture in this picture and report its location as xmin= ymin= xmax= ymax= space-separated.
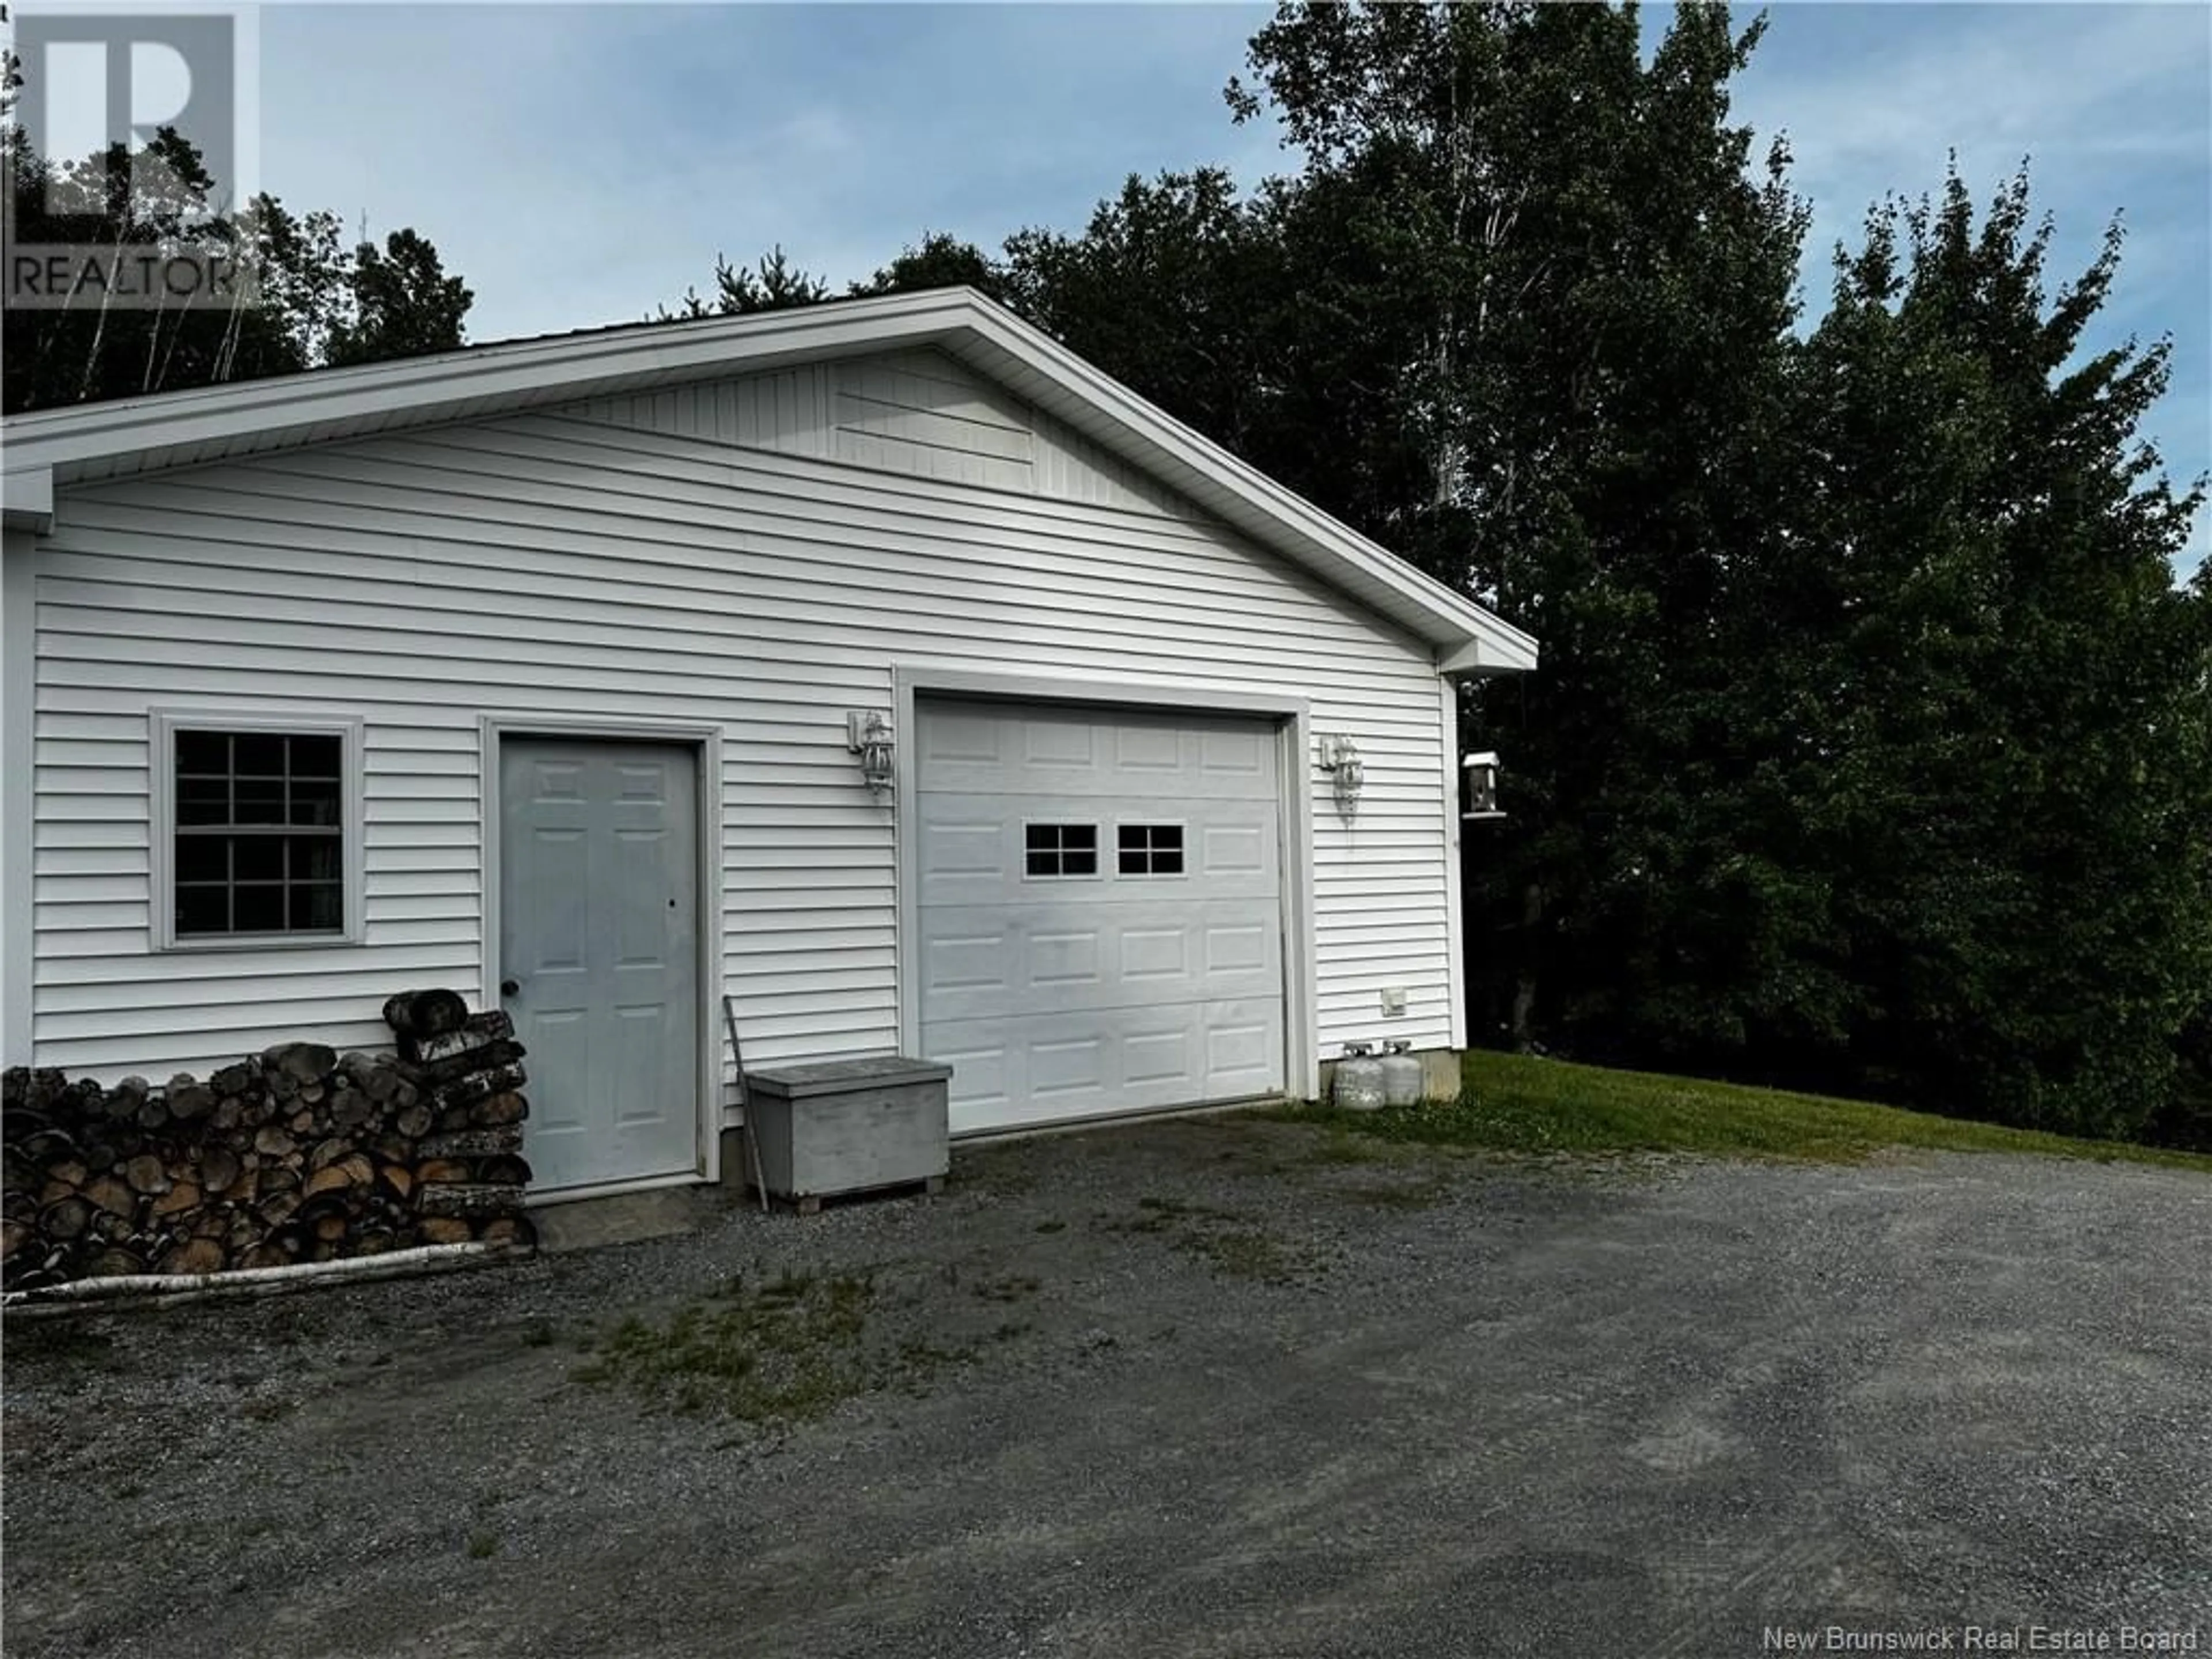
xmin=847 ymin=710 xmax=895 ymax=797
xmin=1463 ymin=751 xmax=1503 ymax=821
xmin=1318 ymin=734 xmax=1364 ymax=820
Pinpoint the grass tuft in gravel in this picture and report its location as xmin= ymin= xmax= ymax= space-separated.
xmin=1105 ymin=1196 xmax=1327 ymax=1285
xmin=571 ymin=1267 xmax=991 ymax=1422
xmin=1269 ymin=1050 xmax=2212 ymax=1171
xmin=574 ymin=1269 xmax=873 ymax=1420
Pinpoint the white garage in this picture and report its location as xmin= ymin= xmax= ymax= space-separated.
xmin=2 ymin=286 xmax=1539 ymax=1198
xmin=915 ymin=698 xmax=1289 ymax=1134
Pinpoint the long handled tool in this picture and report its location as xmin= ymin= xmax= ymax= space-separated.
xmin=722 ymin=994 xmax=770 ymax=1215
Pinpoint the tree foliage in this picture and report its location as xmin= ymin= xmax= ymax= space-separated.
xmin=662 ymin=244 xmax=832 ymax=319
xmin=1756 ymin=175 xmax=2212 ymax=1137
xmin=2 ymin=66 xmax=474 ymax=412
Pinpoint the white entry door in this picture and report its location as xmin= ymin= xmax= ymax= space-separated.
xmin=498 ymin=737 xmax=700 ymax=1192
xmin=916 ymin=699 xmax=1287 ymax=1134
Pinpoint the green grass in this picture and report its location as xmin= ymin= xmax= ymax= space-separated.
xmin=574 ymin=1269 xmax=878 ymax=1421
xmin=572 ymin=1267 xmax=991 ymax=1422
xmin=1270 ymin=1050 xmax=2212 ymax=1172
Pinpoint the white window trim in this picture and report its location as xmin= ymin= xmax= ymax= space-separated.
xmin=149 ymin=710 xmax=368 ymax=952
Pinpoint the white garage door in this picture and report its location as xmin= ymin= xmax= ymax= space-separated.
xmin=917 ymin=699 xmax=1288 ymax=1134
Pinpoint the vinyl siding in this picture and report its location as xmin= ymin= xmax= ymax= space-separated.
xmin=573 ymin=349 xmax=1199 ymax=519
xmin=28 ymin=369 xmax=1455 ymax=1098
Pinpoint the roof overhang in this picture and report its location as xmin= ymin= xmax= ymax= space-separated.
xmin=1 ymin=287 xmax=1537 ymax=672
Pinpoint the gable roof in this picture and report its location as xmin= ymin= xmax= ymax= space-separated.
xmin=1 ymin=287 xmax=1536 ymax=673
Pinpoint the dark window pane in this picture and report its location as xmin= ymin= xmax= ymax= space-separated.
xmin=176 ymin=836 xmax=228 ymax=884
xmin=1118 ymin=824 xmax=1182 ymax=876
xmin=289 ymin=734 xmax=342 ymax=779
xmin=232 ymin=884 xmax=285 ymax=933
xmin=289 ymin=882 xmax=342 ymax=931
xmin=176 ymin=885 xmax=229 ymax=935
xmin=175 ymin=775 xmax=230 ymax=825
xmin=1026 ymin=823 xmax=1099 ymax=877
xmin=176 ymin=731 xmax=229 ymax=774
xmin=233 ymin=733 xmax=286 ymax=777
xmin=232 ymin=777 xmax=286 ymax=825
xmin=233 ymin=836 xmax=283 ymax=882
xmin=289 ymin=835 xmax=342 ymax=881
xmin=168 ymin=727 xmax=350 ymax=940
xmin=289 ymin=775 xmax=340 ymax=827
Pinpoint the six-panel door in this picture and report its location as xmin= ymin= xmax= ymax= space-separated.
xmin=498 ymin=738 xmax=700 ymax=1192
xmin=917 ymin=700 xmax=1287 ymax=1133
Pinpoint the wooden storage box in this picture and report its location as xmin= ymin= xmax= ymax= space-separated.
xmin=741 ymin=1056 xmax=953 ymax=1211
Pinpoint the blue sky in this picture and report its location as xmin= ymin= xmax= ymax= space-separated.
xmin=246 ymin=2 xmax=2209 ymax=578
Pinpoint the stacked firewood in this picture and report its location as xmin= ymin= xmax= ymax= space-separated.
xmin=381 ymin=991 xmax=533 ymax=1247
xmin=1 ymin=991 xmax=534 ymax=1291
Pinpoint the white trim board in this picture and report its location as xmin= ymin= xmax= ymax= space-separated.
xmin=1441 ymin=676 xmax=1469 ymax=1053
xmin=477 ymin=715 xmax=725 ymax=1194
xmin=0 ymin=534 xmax=35 ymax=1064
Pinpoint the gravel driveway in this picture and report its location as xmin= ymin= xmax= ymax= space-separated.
xmin=5 ymin=1114 xmax=2209 ymax=1658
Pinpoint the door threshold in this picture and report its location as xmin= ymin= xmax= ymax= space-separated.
xmin=527 ymin=1170 xmax=706 ymax=1209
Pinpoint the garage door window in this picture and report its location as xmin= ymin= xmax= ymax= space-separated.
xmin=1117 ymin=823 xmax=1185 ymax=877
xmin=1025 ymin=822 xmax=1098 ymax=878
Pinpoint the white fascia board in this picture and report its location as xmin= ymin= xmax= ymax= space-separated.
xmin=1440 ymin=631 xmax=1540 ymax=676
xmin=1 ymin=468 xmax=54 ymax=533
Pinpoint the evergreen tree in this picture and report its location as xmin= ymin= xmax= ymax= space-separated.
xmin=1766 ymin=173 xmax=2212 ymax=1136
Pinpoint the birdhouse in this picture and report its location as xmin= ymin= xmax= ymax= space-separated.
xmin=1462 ymin=751 xmax=1503 ymax=821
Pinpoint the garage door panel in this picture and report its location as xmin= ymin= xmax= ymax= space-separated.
xmin=925 ymin=998 xmax=1285 ymax=1134
xmin=918 ymin=698 xmax=1287 ymax=1132
xmin=919 ymin=900 xmax=1280 ymax=1021
xmin=921 ymin=705 xmax=1281 ymax=800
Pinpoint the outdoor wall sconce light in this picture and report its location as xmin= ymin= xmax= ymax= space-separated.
xmin=1318 ymin=734 xmax=1365 ymax=820
xmin=1463 ymin=751 xmax=1504 ymax=821
xmin=847 ymin=710 xmax=895 ymax=796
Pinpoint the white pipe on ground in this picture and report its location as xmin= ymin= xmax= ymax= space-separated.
xmin=1 ymin=1241 xmax=521 ymax=1316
